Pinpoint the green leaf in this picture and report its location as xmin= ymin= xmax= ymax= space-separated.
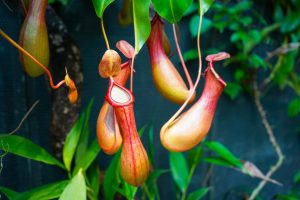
xmin=115 ymin=181 xmax=137 ymax=200
xmin=63 ymin=113 xmax=85 ymax=171
xmin=14 ymin=180 xmax=69 ymax=200
xmin=75 ymin=99 xmax=94 ymax=164
xmin=224 ymin=82 xmax=242 ymax=100
xmin=275 ymin=194 xmax=299 ymax=200
xmin=183 ymin=2 xmax=198 ymax=16
xmin=86 ymin=162 xmax=100 ymax=198
xmin=274 ymin=3 xmax=283 ymax=22
xmin=281 ymin=11 xmax=300 ymax=33
xmin=249 ymin=54 xmax=267 ymax=68
xmin=187 ymin=146 xmax=203 ymax=168
xmin=293 ymin=170 xmax=300 ymax=183
xmin=189 ymin=16 xmax=212 ymax=37
xmin=59 ymin=0 xmax=69 ymax=5
xmin=183 ymin=49 xmax=198 ymax=62
xmin=234 ymin=69 xmax=245 ymax=82
xmin=148 ymin=126 xmax=155 ymax=165
xmin=274 ymin=52 xmax=297 ymax=88
xmin=288 ymin=98 xmax=300 ymax=117
xmin=92 ymin=0 xmax=115 ymax=18
xmin=132 ymin=0 xmax=151 ymax=53
xmin=187 ymin=187 xmax=209 ymax=200
xmin=152 ymin=0 xmax=193 ymax=23
xmin=138 ymin=124 xmax=148 ymax=137
xmin=73 ymin=139 xmax=100 ymax=176
xmin=203 ymin=156 xmax=234 ymax=168
xmin=240 ymin=16 xmax=253 ymax=26
xmin=0 ymin=134 xmax=65 ymax=169
xmin=145 ymin=170 xmax=167 ymax=200
xmin=103 ymin=152 xmax=121 ymax=200
xmin=200 ymin=0 xmax=215 ymax=15
xmin=59 ymin=169 xmax=86 ymax=200
xmin=169 ymin=152 xmax=189 ymax=192
xmin=205 ymin=141 xmax=242 ymax=168
xmin=0 ymin=186 xmax=19 ymax=199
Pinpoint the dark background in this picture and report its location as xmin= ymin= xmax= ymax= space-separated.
xmin=0 ymin=0 xmax=299 ymax=199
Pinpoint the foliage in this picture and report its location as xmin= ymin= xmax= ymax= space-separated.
xmin=186 ymin=0 xmax=300 ymax=119
xmin=1 ymin=0 xmax=300 ymax=199
xmin=0 ymin=101 xmax=100 ymax=200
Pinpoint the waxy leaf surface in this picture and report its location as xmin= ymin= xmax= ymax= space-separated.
xmin=92 ymin=0 xmax=114 ymax=18
xmin=152 ymin=0 xmax=193 ymax=23
xmin=133 ymin=0 xmax=151 ymax=53
xmin=0 ymin=134 xmax=64 ymax=169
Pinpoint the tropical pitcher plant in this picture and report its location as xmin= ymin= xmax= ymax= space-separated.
xmin=0 ymin=0 xmax=229 ymax=187
xmin=95 ymin=5 xmax=230 ymax=185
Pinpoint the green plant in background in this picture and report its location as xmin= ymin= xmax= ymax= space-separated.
xmin=0 ymin=100 xmax=100 ymax=200
xmin=185 ymin=0 xmax=300 ymax=199
xmin=1 ymin=0 xmax=300 ymax=199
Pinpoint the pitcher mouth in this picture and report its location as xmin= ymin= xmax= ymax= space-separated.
xmin=106 ymin=78 xmax=134 ymax=107
xmin=205 ymin=63 xmax=227 ymax=87
xmin=204 ymin=52 xmax=230 ymax=87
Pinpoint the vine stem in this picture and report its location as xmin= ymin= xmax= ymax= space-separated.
xmin=9 ymin=100 xmax=39 ymax=135
xmin=172 ymin=24 xmax=194 ymax=89
xmin=181 ymin=163 xmax=197 ymax=200
xmin=0 ymin=29 xmax=65 ymax=89
xmin=100 ymin=17 xmax=110 ymax=50
xmin=180 ymin=146 xmax=203 ymax=200
xmin=130 ymin=54 xmax=136 ymax=92
xmin=249 ymin=82 xmax=284 ymax=200
xmin=161 ymin=12 xmax=203 ymax=133
xmin=20 ymin=0 xmax=28 ymax=15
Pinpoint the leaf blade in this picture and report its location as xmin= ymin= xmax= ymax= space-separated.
xmin=92 ymin=0 xmax=115 ymax=18
xmin=205 ymin=141 xmax=242 ymax=168
xmin=187 ymin=187 xmax=209 ymax=200
xmin=103 ymin=152 xmax=121 ymax=200
xmin=63 ymin=113 xmax=85 ymax=171
xmin=73 ymin=139 xmax=100 ymax=176
xmin=0 ymin=134 xmax=64 ymax=169
xmin=0 ymin=186 xmax=19 ymax=200
xmin=152 ymin=0 xmax=193 ymax=23
xmin=132 ymin=0 xmax=151 ymax=53
xmin=59 ymin=169 xmax=86 ymax=200
xmin=169 ymin=152 xmax=189 ymax=192
xmin=15 ymin=180 xmax=69 ymax=200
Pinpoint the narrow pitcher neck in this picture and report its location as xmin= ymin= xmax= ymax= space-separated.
xmin=27 ymin=0 xmax=48 ymax=21
xmin=114 ymin=104 xmax=139 ymax=142
xmin=147 ymin=15 xmax=165 ymax=63
xmin=198 ymin=65 xmax=226 ymax=112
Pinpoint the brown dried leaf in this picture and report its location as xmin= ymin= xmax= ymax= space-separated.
xmin=241 ymin=161 xmax=282 ymax=186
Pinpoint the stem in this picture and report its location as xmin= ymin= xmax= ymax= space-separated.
xmin=289 ymin=72 xmax=300 ymax=96
xmin=181 ymin=162 xmax=198 ymax=200
xmin=142 ymin=184 xmax=153 ymax=200
xmin=172 ymin=24 xmax=193 ymax=89
xmin=161 ymin=12 xmax=203 ymax=131
xmin=181 ymin=146 xmax=203 ymax=200
xmin=100 ymin=17 xmax=110 ymax=49
xmin=130 ymin=54 xmax=136 ymax=92
xmin=20 ymin=0 xmax=28 ymax=15
xmin=261 ymin=55 xmax=284 ymax=88
xmin=0 ymin=29 xmax=65 ymax=89
xmin=9 ymin=100 xmax=39 ymax=135
xmin=249 ymin=82 xmax=284 ymax=200
xmin=244 ymin=23 xmax=280 ymax=54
